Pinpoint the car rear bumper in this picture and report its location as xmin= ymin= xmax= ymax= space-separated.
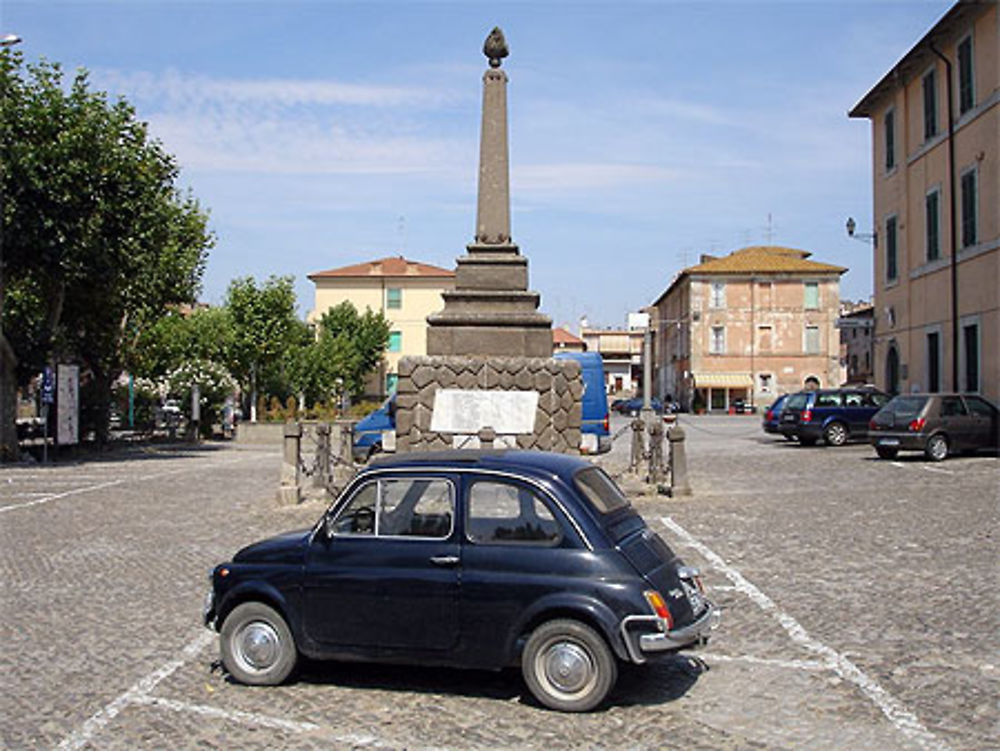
xmin=870 ymin=432 xmax=925 ymax=450
xmin=620 ymin=601 xmax=720 ymax=664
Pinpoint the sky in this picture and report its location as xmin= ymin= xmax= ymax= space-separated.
xmin=4 ymin=0 xmax=955 ymax=328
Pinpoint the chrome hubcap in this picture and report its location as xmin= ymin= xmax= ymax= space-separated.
xmin=930 ymin=438 xmax=946 ymax=459
xmin=542 ymin=642 xmax=594 ymax=694
xmin=829 ymin=425 xmax=845 ymax=444
xmin=236 ymin=621 xmax=280 ymax=672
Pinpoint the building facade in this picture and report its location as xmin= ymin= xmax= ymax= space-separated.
xmin=838 ymin=302 xmax=875 ymax=385
xmin=650 ymin=246 xmax=845 ymax=412
xmin=308 ymin=256 xmax=455 ymax=397
xmin=849 ymin=0 xmax=997 ymax=401
xmin=552 ymin=327 xmax=586 ymax=353
xmin=580 ymin=325 xmax=644 ymax=395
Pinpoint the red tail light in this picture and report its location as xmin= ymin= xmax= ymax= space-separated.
xmin=869 ymin=418 xmax=877 ymax=430
xmin=765 ymin=409 xmax=774 ymax=420
xmin=908 ymin=418 xmax=926 ymax=432
xmin=801 ymin=409 xmax=812 ymax=423
xmin=603 ymin=413 xmax=609 ymax=432
xmin=644 ymin=590 xmax=674 ymax=630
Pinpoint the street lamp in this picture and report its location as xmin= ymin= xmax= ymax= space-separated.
xmin=846 ymin=217 xmax=877 ymax=247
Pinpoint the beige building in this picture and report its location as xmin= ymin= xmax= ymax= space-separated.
xmin=650 ymin=246 xmax=846 ymax=412
xmin=308 ymin=256 xmax=455 ymax=396
xmin=580 ymin=326 xmax=644 ymax=395
xmin=849 ymin=0 xmax=997 ymax=401
xmin=838 ymin=302 xmax=875 ymax=385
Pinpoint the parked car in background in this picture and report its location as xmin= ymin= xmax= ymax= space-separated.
xmin=869 ymin=393 xmax=998 ymax=461
xmin=554 ymin=351 xmax=610 ymax=454
xmin=617 ymin=397 xmax=664 ymax=417
xmin=761 ymin=394 xmax=789 ymax=436
xmin=779 ymin=387 xmax=889 ymax=446
xmin=204 ymin=450 xmax=718 ymax=712
xmin=352 ymin=395 xmax=395 ymax=461
xmin=730 ymin=399 xmax=757 ymax=414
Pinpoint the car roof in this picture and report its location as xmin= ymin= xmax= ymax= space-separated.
xmin=366 ymin=449 xmax=594 ymax=483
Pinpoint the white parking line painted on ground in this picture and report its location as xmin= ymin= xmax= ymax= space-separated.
xmin=57 ymin=631 xmax=215 ymax=751
xmin=921 ymin=466 xmax=954 ymax=475
xmin=131 ymin=695 xmax=322 ymax=735
xmin=659 ymin=516 xmax=951 ymax=751
xmin=700 ymin=653 xmax=828 ymax=672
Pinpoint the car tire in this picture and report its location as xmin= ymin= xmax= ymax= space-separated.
xmin=823 ymin=422 xmax=848 ymax=447
xmin=220 ymin=602 xmax=297 ymax=686
xmin=875 ymin=446 xmax=898 ymax=460
xmin=798 ymin=436 xmax=818 ymax=447
xmin=522 ymin=619 xmax=617 ymax=712
xmin=925 ymin=434 xmax=949 ymax=462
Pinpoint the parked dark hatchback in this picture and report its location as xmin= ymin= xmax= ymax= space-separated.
xmin=761 ymin=394 xmax=789 ymax=436
xmin=869 ymin=393 xmax=998 ymax=461
xmin=204 ymin=450 xmax=717 ymax=711
xmin=779 ymin=387 xmax=889 ymax=446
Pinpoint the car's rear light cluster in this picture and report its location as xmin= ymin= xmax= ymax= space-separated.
xmin=643 ymin=590 xmax=674 ymax=630
xmin=801 ymin=409 xmax=812 ymax=423
xmin=908 ymin=417 xmax=926 ymax=432
xmin=603 ymin=413 xmax=609 ymax=432
xmin=765 ymin=409 xmax=774 ymax=420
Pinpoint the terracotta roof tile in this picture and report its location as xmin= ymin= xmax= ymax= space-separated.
xmin=552 ymin=327 xmax=583 ymax=345
xmin=684 ymin=246 xmax=846 ymax=275
xmin=309 ymin=255 xmax=455 ymax=280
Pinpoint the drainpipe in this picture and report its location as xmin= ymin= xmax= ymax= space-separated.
xmin=929 ymin=41 xmax=958 ymax=392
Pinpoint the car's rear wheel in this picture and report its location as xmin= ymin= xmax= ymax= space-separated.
xmin=925 ymin=434 xmax=949 ymax=462
xmin=823 ymin=421 xmax=848 ymax=447
xmin=522 ymin=619 xmax=617 ymax=712
xmin=220 ymin=602 xmax=297 ymax=686
xmin=875 ymin=446 xmax=898 ymax=460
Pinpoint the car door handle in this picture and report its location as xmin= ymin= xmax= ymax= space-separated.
xmin=429 ymin=555 xmax=459 ymax=566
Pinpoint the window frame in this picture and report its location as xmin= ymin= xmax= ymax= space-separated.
xmin=885 ymin=214 xmax=899 ymax=283
xmin=388 ymin=330 xmax=402 ymax=353
xmin=330 ymin=476 xmax=457 ymax=540
xmin=710 ymin=325 xmax=726 ymax=355
xmin=386 ymin=287 xmax=402 ymax=310
xmin=804 ymin=324 xmax=821 ymax=355
xmin=960 ymin=166 xmax=978 ymax=249
xmin=957 ymin=33 xmax=974 ymax=115
xmin=925 ymin=187 xmax=941 ymax=262
xmin=922 ymin=67 xmax=938 ymax=141
xmin=883 ymin=107 xmax=896 ymax=172
xmin=925 ymin=329 xmax=941 ymax=393
xmin=960 ymin=317 xmax=980 ymax=393
xmin=709 ymin=281 xmax=726 ymax=309
xmin=803 ymin=281 xmax=819 ymax=310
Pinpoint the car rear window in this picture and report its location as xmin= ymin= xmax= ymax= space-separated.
xmin=785 ymin=393 xmax=809 ymax=410
xmin=573 ymin=467 xmax=630 ymax=514
xmin=884 ymin=396 xmax=928 ymax=418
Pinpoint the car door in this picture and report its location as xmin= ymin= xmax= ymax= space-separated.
xmin=962 ymin=396 xmax=999 ymax=450
xmin=303 ymin=474 xmax=460 ymax=651
xmin=938 ymin=396 xmax=975 ymax=450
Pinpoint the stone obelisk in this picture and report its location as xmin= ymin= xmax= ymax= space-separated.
xmin=426 ymin=27 xmax=552 ymax=357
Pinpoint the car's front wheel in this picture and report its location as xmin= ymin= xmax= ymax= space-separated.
xmin=875 ymin=446 xmax=898 ymax=460
xmin=925 ymin=433 xmax=949 ymax=462
xmin=823 ymin=421 xmax=848 ymax=447
xmin=522 ymin=619 xmax=617 ymax=712
xmin=220 ymin=602 xmax=297 ymax=686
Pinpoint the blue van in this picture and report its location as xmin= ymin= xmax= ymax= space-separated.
xmin=554 ymin=351 xmax=611 ymax=454
xmin=352 ymin=395 xmax=395 ymax=461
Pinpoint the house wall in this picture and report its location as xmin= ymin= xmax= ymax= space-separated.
xmin=866 ymin=3 xmax=998 ymax=400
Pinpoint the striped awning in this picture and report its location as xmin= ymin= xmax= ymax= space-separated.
xmin=693 ymin=372 xmax=753 ymax=388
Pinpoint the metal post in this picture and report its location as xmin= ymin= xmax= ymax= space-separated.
xmin=190 ymin=383 xmax=201 ymax=443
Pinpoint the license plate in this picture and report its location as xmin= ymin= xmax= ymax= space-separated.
xmin=782 ymin=414 xmax=795 ymax=422
xmin=878 ymin=438 xmax=900 ymax=446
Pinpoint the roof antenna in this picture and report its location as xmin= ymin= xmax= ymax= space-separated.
xmin=765 ymin=213 xmax=775 ymax=244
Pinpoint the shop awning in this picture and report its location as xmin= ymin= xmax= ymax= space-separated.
xmin=693 ymin=372 xmax=753 ymax=388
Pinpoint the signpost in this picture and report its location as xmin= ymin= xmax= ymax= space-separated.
xmin=41 ymin=367 xmax=54 ymax=462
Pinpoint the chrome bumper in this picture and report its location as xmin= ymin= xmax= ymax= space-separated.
xmin=620 ymin=602 xmax=720 ymax=664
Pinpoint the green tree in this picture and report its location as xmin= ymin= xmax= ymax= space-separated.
xmin=130 ymin=306 xmax=234 ymax=381
xmin=225 ymin=275 xmax=302 ymax=420
xmin=1 ymin=51 xmax=213 ymax=442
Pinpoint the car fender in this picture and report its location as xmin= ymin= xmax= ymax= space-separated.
xmin=507 ymin=592 xmax=631 ymax=662
xmin=215 ymin=579 xmax=298 ymax=635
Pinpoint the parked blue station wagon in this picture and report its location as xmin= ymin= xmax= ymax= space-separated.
xmin=204 ymin=450 xmax=718 ymax=711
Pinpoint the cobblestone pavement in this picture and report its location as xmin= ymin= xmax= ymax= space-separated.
xmin=1 ymin=420 xmax=996 ymax=750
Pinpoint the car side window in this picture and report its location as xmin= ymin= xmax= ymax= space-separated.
xmin=844 ymin=393 xmax=863 ymax=407
xmin=941 ymin=397 xmax=968 ymax=417
xmin=815 ymin=393 xmax=841 ymax=407
xmin=963 ymin=396 xmax=995 ymax=418
xmin=332 ymin=478 xmax=454 ymax=539
xmin=865 ymin=393 xmax=889 ymax=407
xmin=466 ymin=480 xmax=562 ymax=545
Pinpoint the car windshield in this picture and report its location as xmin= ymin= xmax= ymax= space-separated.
xmin=785 ymin=393 xmax=809 ymax=410
xmin=883 ymin=396 xmax=928 ymax=418
xmin=573 ymin=467 xmax=630 ymax=514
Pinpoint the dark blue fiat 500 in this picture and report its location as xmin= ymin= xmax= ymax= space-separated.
xmin=204 ymin=450 xmax=718 ymax=712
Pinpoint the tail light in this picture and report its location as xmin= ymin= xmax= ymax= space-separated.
xmin=869 ymin=418 xmax=877 ymax=430
xmin=643 ymin=590 xmax=674 ymax=630
xmin=765 ymin=409 xmax=773 ymax=420
xmin=908 ymin=418 xmax=926 ymax=432
xmin=603 ymin=413 xmax=609 ymax=432
xmin=801 ymin=409 xmax=812 ymax=423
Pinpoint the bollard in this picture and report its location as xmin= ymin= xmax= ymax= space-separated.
xmin=628 ymin=417 xmax=645 ymax=474
xmin=314 ymin=423 xmax=331 ymax=489
xmin=668 ymin=424 xmax=692 ymax=496
xmin=647 ymin=418 xmax=666 ymax=485
xmin=331 ymin=420 xmax=357 ymax=495
xmin=278 ymin=421 xmax=302 ymax=504
xmin=478 ymin=426 xmax=497 ymax=449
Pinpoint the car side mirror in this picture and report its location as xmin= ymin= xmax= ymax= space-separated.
xmin=323 ymin=514 xmax=337 ymax=540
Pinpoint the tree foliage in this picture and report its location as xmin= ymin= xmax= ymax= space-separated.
xmin=1 ymin=51 xmax=213 ymax=439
